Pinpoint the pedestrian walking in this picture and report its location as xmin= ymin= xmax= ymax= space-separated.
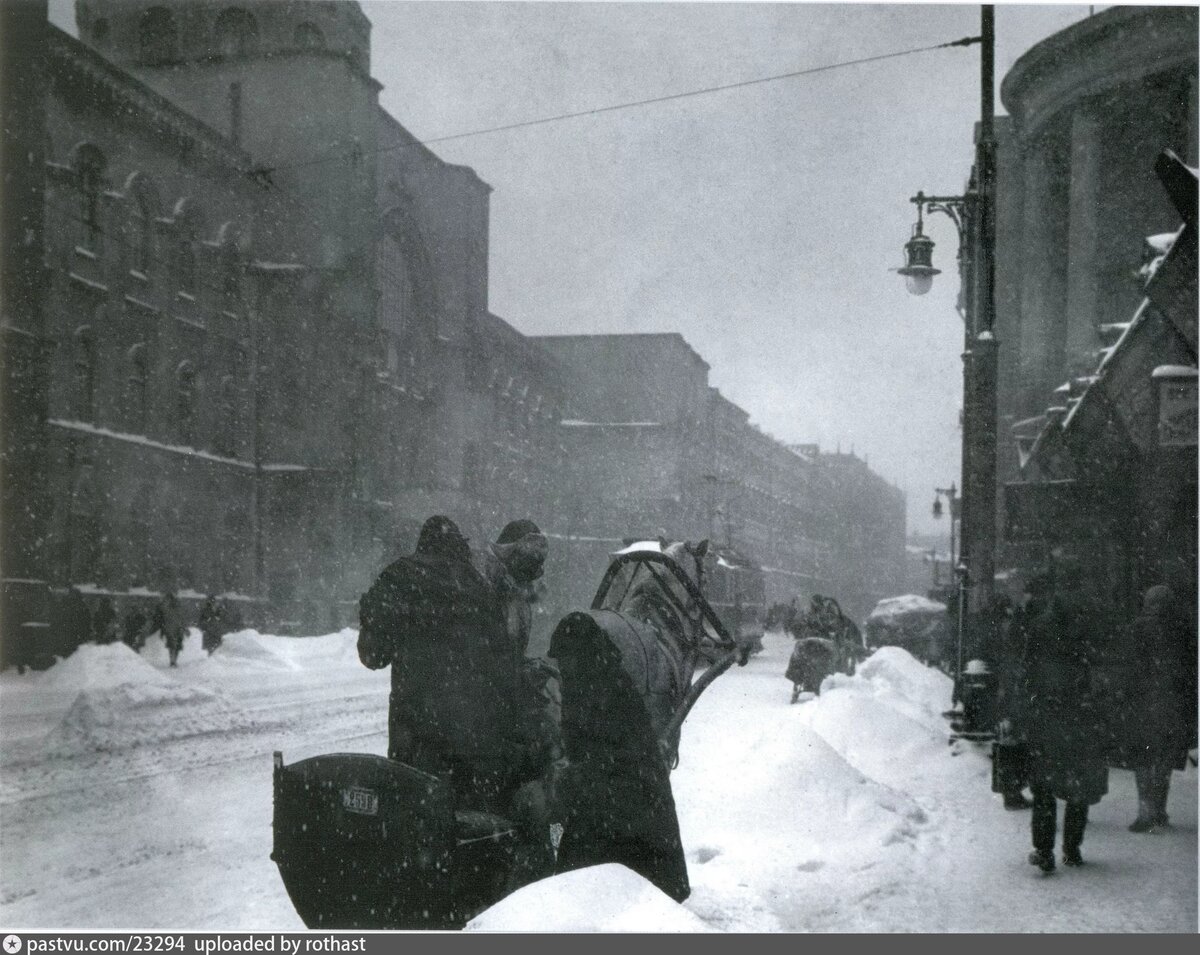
xmin=152 ymin=590 xmax=186 ymax=667
xmin=198 ymin=594 xmax=224 ymax=656
xmin=1121 ymin=584 xmax=1197 ymax=832
xmin=1014 ymin=570 xmax=1108 ymax=873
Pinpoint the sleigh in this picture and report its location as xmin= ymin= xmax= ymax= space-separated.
xmin=272 ymin=540 xmax=747 ymax=929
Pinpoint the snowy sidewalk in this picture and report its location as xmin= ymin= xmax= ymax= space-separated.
xmin=668 ymin=633 xmax=1198 ymax=932
xmin=1 ymin=629 xmax=1194 ymax=932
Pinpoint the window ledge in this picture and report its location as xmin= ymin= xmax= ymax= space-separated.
xmin=176 ymin=291 xmax=197 ymax=303
xmin=73 ymin=246 xmax=98 ymax=260
xmin=128 ymin=270 xmax=150 ymax=284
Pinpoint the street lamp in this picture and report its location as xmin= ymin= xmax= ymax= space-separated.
xmin=932 ymin=482 xmax=960 ymax=570
xmin=897 ymin=210 xmax=941 ymax=297
xmin=896 ymin=5 xmax=998 ymax=740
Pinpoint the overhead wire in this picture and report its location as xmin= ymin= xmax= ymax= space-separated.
xmin=37 ymin=34 xmax=982 ymax=289
xmin=250 ymin=35 xmax=981 ymax=180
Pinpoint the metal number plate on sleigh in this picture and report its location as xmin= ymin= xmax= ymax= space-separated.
xmin=341 ymin=786 xmax=379 ymax=816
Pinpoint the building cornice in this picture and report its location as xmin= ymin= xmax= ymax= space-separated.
xmin=47 ymin=25 xmax=251 ymax=173
xmin=1001 ymin=6 xmax=1198 ymax=140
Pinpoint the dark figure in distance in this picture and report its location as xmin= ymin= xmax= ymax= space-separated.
xmin=1013 ymin=570 xmax=1108 ymax=873
xmin=357 ymin=515 xmax=532 ymax=814
xmin=152 ymin=590 xmax=187 ymax=667
xmin=122 ymin=601 xmax=149 ymax=651
xmin=1122 ymin=585 xmax=1197 ymax=832
xmin=198 ymin=594 xmax=224 ymax=656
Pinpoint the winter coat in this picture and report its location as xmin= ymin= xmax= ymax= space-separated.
xmin=481 ymin=549 xmax=536 ymax=662
xmin=153 ymin=596 xmax=186 ymax=650
xmin=357 ymin=541 xmax=526 ymax=775
xmin=1116 ymin=608 xmax=1196 ymax=769
xmin=1014 ymin=598 xmax=1108 ymax=805
xmin=786 ymin=637 xmax=839 ymax=693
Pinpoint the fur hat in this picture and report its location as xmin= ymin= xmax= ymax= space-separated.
xmin=497 ymin=519 xmax=542 ymax=545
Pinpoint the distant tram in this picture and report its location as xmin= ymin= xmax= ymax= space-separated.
xmin=703 ymin=546 xmax=767 ymax=650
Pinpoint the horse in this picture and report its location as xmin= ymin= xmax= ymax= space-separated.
xmin=548 ymin=537 xmax=742 ymax=902
xmin=786 ymin=595 xmax=865 ymax=701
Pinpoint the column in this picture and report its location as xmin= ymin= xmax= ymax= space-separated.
xmin=1065 ymin=106 xmax=1104 ymax=379
xmin=1015 ymin=134 xmax=1070 ymax=417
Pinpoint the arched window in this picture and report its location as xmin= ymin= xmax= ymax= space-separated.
xmin=173 ymin=199 xmax=204 ymax=296
xmin=176 ymin=361 xmax=197 ymax=445
xmin=127 ymin=343 xmax=148 ymax=433
xmin=214 ymin=8 xmax=259 ymax=58
xmin=92 ymin=18 xmax=110 ymax=44
xmin=73 ymin=326 xmax=96 ymax=421
xmin=75 ymin=144 xmax=106 ymax=253
xmin=139 ymin=7 xmax=178 ymax=65
xmin=376 ymin=233 xmax=415 ymax=372
xmin=294 ymin=22 xmax=324 ymax=50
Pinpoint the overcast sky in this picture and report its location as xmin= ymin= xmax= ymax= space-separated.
xmin=49 ymin=0 xmax=1096 ymax=535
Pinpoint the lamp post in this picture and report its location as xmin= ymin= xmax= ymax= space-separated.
xmin=897 ymin=5 xmax=998 ymax=733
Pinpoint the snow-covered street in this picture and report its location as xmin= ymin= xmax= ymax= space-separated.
xmin=1 ymin=628 xmax=1195 ymax=932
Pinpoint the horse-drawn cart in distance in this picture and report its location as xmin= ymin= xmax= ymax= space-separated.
xmin=272 ymin=539 xmax=748 ymax=929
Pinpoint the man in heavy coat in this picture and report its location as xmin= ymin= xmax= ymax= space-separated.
xmin=357 ymin=516 xmax=529 ymax=813
xmin=1123 ymin=584 xmax=1197 ymax=832
xmin=1014 ymin=572 xmax=1108 ymax=872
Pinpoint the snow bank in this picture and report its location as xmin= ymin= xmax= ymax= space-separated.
xmin=40 ymin=642 xmax=166 ymax=692
xmin=44 ymin=680 xmax=249 ymax=756
xmin=673 ymin=634 xmax=933 ymax=930
xmin=806 ymin=647 xmax=954 ymax=784
xmin=210 ymin=630 xmax=303 ymax=671
xmin=466 ymin=864 xmax=715 ymax=932
xmin=39 ymin=643 xmax=252 ymax=756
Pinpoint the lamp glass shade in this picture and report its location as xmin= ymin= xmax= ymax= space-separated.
xmin=905 ymin=273 xmax=934 ymax=296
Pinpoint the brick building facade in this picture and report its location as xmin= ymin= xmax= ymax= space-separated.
xmin=2 ymin=1 xmax=905 ymax=662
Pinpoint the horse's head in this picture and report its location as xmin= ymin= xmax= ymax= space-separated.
xmin=661 ymin=538 xmax=707 ymax=587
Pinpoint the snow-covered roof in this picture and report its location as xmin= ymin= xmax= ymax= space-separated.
xmin=1151 ymin=364 xmax=1198 ymax=379
xmin=868 ymin=594 xmax=948 ymax=621
xmin=611 ymin=540 xmax=663 ymax=556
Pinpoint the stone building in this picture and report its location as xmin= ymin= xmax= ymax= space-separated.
xmin=535 ymin=333 xmax=906 ymax=627
xmin=996 ymin=5 xmax=1197 ymax=461
xmin=2 ymin=1 xmax=904 ymax=663
xmin=1 ymin=0 xmax=565 ymax=653
xmin=995 ymin=7 xmax=1198 ymax=623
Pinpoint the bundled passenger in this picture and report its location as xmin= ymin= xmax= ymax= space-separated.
xmin=357 ymin=516 xmax=532 ymax=813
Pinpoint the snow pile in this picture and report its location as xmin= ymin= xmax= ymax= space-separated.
xmin=467 ymin=864 xmax=715 ymax=932
xmin=672 ymin=634 xmax=933 ymax=931
xmin=263 ymin=629 xmax=361 ymax=667
xmin=807 ymin=647 xmax=954 ymax=786
xmin=211 ymin=630 xmax=303 ymax=671
xmin=40 ymin=642 xmax=166 ymax=692
xmin=866 ymin=594 xmax=947 ymax=622
xmin=42 ymin=645 xmax=251 ymax=756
